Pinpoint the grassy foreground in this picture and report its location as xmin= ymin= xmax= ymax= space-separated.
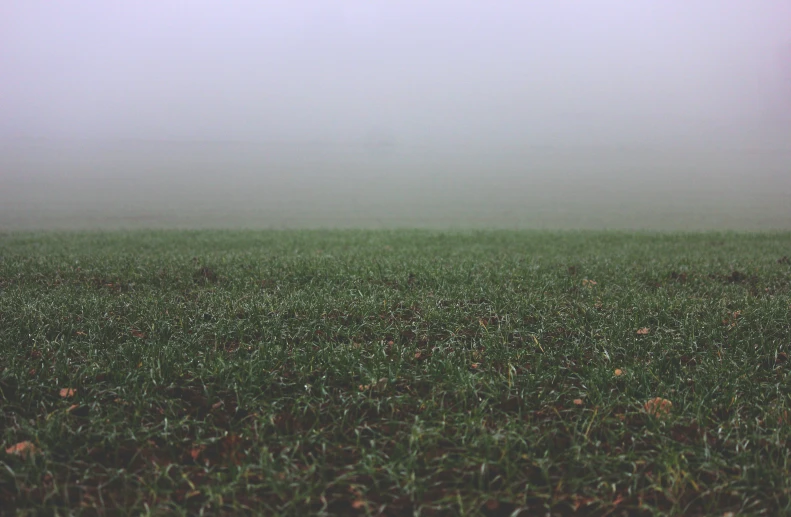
xmin=1 ymin=230 xmax=790 ymax=516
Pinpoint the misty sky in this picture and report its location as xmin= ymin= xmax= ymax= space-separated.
xmin=2 ymin=1 xmax=789 ymax=147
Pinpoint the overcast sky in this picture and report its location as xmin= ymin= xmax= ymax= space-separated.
xmin=1 ymin=1 xmax=789 ymax=146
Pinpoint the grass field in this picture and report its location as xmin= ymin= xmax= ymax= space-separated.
xmin=1 ymin=230 xmax=790 ymax=515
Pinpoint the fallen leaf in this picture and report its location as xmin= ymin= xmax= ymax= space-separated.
xmin=351 ymin=500 xmax=366 ymax=510
xmin=59 ymin=388 xmax=76 ymax=398
xmin=582 ymin=279 xmax=597 ymax=287
xmin=220 ymin=434 xmax=244 ymax=465
xmin=636 ymin=327 xmax=650 ymax=335
xmin=131 ymin=329 xmax=146 ymax=338
xmin=5 ymin=441 xmax=38 ymax=457
xmin=414 ymin=351 xmax=422 ymax=359
xmin=614 ymin=368 xmax=623 ymax=377
xmin=644 ymin=397 xmax=672 ymax=417
xmin=189 ymin=445 xmax=205 ymax=461
xmin=211 ymin=401 xmax=223 ymax=410
xmin=572 ymin=495 xmax=596 ymax=511
xmin=573 ymin=398 xmax=583 ymax=406
xmin=66 ymin=404 xmax=79 ymax=412
xmin=471 ymin=363 xmax=480 ymax=369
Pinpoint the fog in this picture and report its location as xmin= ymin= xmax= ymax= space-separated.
xmin=1 ymin=1 xmax=790 ymax=230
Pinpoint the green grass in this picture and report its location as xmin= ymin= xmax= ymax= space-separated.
xmin=1 ymin=230 xmax=790 ymax=516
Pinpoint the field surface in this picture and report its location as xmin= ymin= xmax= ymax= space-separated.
xmin=1 ymin=230 xmax=790 ymax=516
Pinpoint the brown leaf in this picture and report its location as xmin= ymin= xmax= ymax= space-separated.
xmin=5 ymin=441 xmax=38 ymax=457
xmin=644 ymin=397 xmax=672 ymax=417
xmin=220 ymin=434 xmax=244 ymax=465
xmin=190 ymin=445 xmax=205 ymax=461
xmin=131 ymin=329 xmax=146 ymax=338
xmin=582 ymin=279 xmax=597 ymax=287
xmin=571 ymin=495 xmax=596 ymax=511
xmin=636 ymin=327 xmax=650 ymax=335
xmin=59 ymin=388 xmax=76 ymax=398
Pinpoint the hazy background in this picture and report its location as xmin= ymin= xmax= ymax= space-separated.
xmin=1 ymin=1 xmax=790 ymax=230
